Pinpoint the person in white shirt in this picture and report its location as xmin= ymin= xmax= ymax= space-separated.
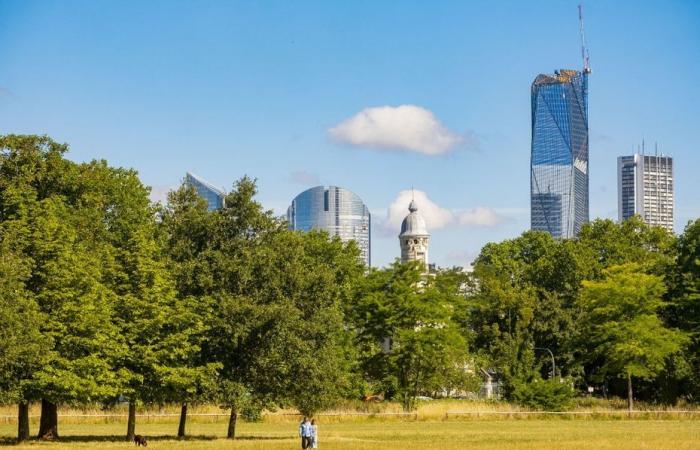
xmin=299 ymin=417 xmax=313 ymax=449
xmin=311 ymin=419 xmax=318 ymax=448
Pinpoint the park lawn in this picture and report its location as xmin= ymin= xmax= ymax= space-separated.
xmin=1 ymin=419 xmax=699 ymax=449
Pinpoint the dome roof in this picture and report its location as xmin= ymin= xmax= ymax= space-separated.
xmin=400 ymin=201 xmax=428 ymax=236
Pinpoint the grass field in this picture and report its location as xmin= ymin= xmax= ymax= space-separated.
xmin=1 ymin=400 xmax=699 ymax=449
xmin=1 ymin=419 xmax=699 ymax=449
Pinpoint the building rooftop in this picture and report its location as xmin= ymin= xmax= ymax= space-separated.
xmin=400 ymin=201 xmax=429 ymax=237
xmin=533 ymin=69 xmax=580 ymax=86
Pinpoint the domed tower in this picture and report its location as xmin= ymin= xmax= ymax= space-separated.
xmin=399 ymin=199 xmax=430 ymax=269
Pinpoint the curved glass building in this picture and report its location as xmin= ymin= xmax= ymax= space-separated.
xmin=530 ymin=69 xmax=589 ymax=239
xmin=287 ymin=186 xmax=371 ymax=266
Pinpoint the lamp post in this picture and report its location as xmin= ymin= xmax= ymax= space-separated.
xmin=534 ymin=347 xmax=556 ymax=380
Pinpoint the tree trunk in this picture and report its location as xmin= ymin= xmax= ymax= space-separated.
xmin=627 ymin=372 xmax=634 ymax=414
xmin=18 ymin=402 xmax=30 ymax=442
xmin=177 ymin=402 xmax=187 ymax=438
xmin=38 ymin=399 xmax=58 ymax=439
xmin=227 ymin=408 xmax=238 ymax=439
xmin=126 ymin=401 xmax=136 ymax=441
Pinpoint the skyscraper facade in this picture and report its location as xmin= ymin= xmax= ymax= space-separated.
xmin=530 ymin=69 xmax=589 ymax=239
xmin=184 ymin=172 xmax=226 ymax=211
xmin=617 ymin=154 xmax=674 ymax=232
xmin=287 ymin=186 xmax=371 ymax=266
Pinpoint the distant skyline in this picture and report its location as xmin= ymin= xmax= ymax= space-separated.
xmin=1 ymin=0 xmax=699 ymax=267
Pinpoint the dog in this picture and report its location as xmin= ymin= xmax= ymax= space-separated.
xmin=133 ymin=435 xmax=147 ymax=447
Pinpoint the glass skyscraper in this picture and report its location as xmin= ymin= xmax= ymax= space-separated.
xmin=530 ymin=69 xmax=589 ymax=239
xmin=287 ymin=186 xmax=371 ymax=266
xmin=184 ymin=172 xmax=226 ymax=211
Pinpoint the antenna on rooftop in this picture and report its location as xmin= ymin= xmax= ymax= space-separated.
xmin=578 ymin=4 xmax=591 ymax=73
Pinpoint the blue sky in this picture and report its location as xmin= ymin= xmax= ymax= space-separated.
xmin=1 ymin=0 xmax=699 ymax=268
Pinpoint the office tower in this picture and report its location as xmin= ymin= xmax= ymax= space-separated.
xmin=617 ymin=153 xmax=674 ymax=232
xmin=399 ymin=200 xmax=429 ymax=270
xmin=530 ymin=68 xmax=590 ymax=239
xmin=184 ymin=172 xmax=226 ymax=211
xmin=287 ymin=186 xmax=371 ymax=266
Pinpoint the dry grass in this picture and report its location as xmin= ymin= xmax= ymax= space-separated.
xmin=1 ymin=419 xmax=699 ymax=449
xmin=1 ymin=398 xmax=699 ymax=425
xmin=0 ymin=400 xmax=699 ymax=449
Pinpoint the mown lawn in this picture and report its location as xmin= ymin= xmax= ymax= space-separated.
xmin=1 ymin=419 xmax=699 ymax=449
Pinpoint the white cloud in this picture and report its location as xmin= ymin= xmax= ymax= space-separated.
xmin=328 ymin=105 xmax=464 ymax=155
xmin=289 ymin=170 xmax=320 ymax=185
xmin=458 ymin=207 xmax=505 ymax=227
xmin=446 ymin=249 xmax=478 ymax=270
xmin=148 ymin=185 xmax=173 ymax=204
xmin=380 ymin=190 xmax=454 ymax=235
xmin=378 ymin=191 xmax=506 ymax=236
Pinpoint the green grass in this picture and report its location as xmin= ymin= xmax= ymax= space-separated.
xmin=1 ymin=419 xmax=699 ymax=449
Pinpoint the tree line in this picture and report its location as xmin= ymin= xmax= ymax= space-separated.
xmin=0 ymin=135 xmax=698 ymax=442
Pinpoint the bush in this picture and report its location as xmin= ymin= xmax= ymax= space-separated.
xmin=511 ymin=377 xmax=575 ymax=411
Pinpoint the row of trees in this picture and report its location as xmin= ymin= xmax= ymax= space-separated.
xmin=467 ymin=215 xmax=699 ymax=409
xmin=0 ymin=135 xmax=698 ymax=442
xmin=0 ymin=135 xmax=363 ymax=441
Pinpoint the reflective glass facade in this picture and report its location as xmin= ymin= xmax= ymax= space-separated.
xmin=287 ymin=186 xmax=371 ymax=266
xmin=185 ymin=172 xmax=226 ymax=211
xmin=530 ymin=69 xmax=589 ymax=238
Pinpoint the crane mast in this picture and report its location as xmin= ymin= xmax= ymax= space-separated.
xmin=579 ymin=4 xmax=591 ymax=73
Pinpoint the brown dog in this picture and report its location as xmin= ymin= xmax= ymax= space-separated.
xmin=133 ymin=435 xmax=147 ymax=447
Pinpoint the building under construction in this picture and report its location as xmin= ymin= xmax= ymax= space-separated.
xmin=529 ymin=6 xmax=591 ymax=239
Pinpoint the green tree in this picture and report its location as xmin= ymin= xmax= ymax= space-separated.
xmin=578 ymin=264 xmax=688 ymax=411
xmin=472 ymin=232 xmax=584 ymax=383
xmin=349 ymin=262 xmax=473 ymax=411
xmin=159 ymin=184 xmax=222 ymax=438
xmin=197 ymin=178 xmax=362 ymax=436
xmin=0 ymin=244 xmax=51 ymax=441
xmin=577 ymin=217 xmax=676 ymax=277
xmin=83 ymin=164 xmax=219 ymax=441
xmin=465 ymin=266 xmax=539 ymax=396
xmin=0 ymin=136 xmax=124 ymax=439
xmin=666 ymin=219 xmax=700 ymax=400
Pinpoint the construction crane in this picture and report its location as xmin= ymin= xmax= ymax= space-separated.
xmin=579 ymin=4 xmax=591 ymax=73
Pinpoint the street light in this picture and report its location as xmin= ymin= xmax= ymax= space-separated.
xmin=534 ymin=347 xmax=556 ymax=380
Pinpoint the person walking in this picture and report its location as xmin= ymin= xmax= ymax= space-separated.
xmin=299 ymin=417 xmax=313 ymax=449
xmin=310 ymin=419 xmax=318 ymax=448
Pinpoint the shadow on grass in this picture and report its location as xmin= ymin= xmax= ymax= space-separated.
xmin=0 ymin=434 xmax=289 ymax=446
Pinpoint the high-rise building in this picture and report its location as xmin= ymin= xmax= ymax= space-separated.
xmin=530 ymin=68 xmax=589 ymax=238
xmin=399 ymin=200 xmax=430 ymax=270
xmin=617 ymin=153 xmax=674 ymax=232
xmin=184 ymin=172 xmax=226 ymax=211
xmin=287 ymin=186 xmax=371 ymax=266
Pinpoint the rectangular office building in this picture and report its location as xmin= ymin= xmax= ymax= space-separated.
xmin=617 ymin=154 xmax=674 ymax=232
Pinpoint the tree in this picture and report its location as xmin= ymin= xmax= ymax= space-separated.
xmin=472 ymin=232 xmax=584 ymax=382
xmin=196 ymin=178 xmax=363 ymax=436
xmin=349 ymin=262 xmax=473 ymax=411
xmin=159 ymin=184 xmax=222 ymax=438
xmin=665 ymin=219 xmax=700 ymax=400
xmin=0 ymin=244 xmax=51 ymax=441
xmin=577 ymin=217 xmax=676 ymax=277
xmin=578 ymin=264 xmax=688 ymax=411
xmin=465 ymin=266 xmax=539 ymax=396
xmin=0 ymin=136 xmax=124 ymax=439
xmin=83 ymin=163 xmax=220 ymax=441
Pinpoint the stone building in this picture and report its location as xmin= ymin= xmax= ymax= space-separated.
xmin=399 ymin=200 xmax=430 ymax=270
